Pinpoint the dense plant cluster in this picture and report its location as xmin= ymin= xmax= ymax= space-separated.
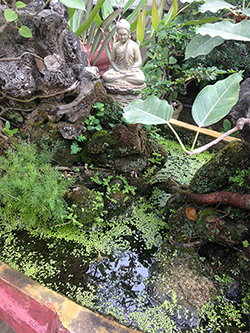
xmin=0 ymin=143 xmax=73 ymax=230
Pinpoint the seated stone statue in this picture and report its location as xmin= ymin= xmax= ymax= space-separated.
xmin=102 ymin=19 xmax=145 ymax=93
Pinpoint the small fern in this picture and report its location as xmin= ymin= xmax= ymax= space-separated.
xmin=0 ymin=142 xmax=74 ymax=230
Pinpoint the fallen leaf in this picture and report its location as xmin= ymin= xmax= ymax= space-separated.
xmin=185 ymin=207 xmax=197 ymax=221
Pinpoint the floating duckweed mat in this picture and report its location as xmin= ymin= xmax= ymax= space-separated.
xmin=154 ymin=138 xmax=213 ymax=185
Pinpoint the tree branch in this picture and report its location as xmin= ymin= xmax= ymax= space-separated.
xmin=186 ymin=118 xmax=250 ymax=156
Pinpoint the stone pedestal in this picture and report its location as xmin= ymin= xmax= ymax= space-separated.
xmin=106 ymin=92 xmax=142 ymax=108
xmin=103 ymin=82 xmax=146 ymax=107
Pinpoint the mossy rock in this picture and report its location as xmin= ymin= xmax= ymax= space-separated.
xmin=66 ymin=186 xmax=104 ymax=228
xmin=168 ymin=204 xmax=249 ymax=246
xmin=190 ymin=141 xmax=250 ymax=194
xmin=148 ymin=245 xmax=217 ymax=328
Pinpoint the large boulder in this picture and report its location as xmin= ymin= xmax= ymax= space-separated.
xmin=229 ymin=78 xmax=250 ymax=142
xmin=0 ymin=0 xmax=105 ymax=127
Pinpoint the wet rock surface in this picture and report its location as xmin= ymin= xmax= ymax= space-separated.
xmin=148 ymin=246 xmax=217 ymax=329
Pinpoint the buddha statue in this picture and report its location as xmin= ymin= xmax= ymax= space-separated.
xmin=102 ymin=19 xmax=146 ymax=94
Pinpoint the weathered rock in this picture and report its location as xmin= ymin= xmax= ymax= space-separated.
xmin=66 ymin=186 xmax=105 ymax=228
xmin=0 ymin=0 xmax=105 ymax=126
xmin=189 ymin=141 xmax=250 ymax=194
xmin=82 ymin=124 xmax=168 ymax=176
xmin=168 ymin=204 xmax=249 ymax=247
xmin=148 ymin=246 xmax=217 ymax=329
xmin=229 ymin=78 xmax=250 ymax=142
xmin=58 ymin=122 xmax=86 ymax=140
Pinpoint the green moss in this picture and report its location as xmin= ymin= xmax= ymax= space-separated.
xmin=153 ymin=139 xmax=212 ymax=185
xmin=190 ymin=141 xmax=249 ymax=193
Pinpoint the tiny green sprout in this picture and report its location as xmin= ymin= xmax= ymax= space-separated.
xmin=70 ymin=141 xmax=82 ymax=154
xmin=242 ymin=240 xmax=249 ymax=248
xmin=2 ymin=121 xmax=18 ymax=137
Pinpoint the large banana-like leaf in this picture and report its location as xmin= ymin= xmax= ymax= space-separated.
xmin=199 ymin=0 xmax=234 ymax=13
xmin=185 ymin=34 xmax=224 ymax=59
xmin=197 ymin=20 xmax=250 ymax=41
xmin=192 ymin=72 xmax=243 ymax=127
xmin=123 ymin=96 xmax=173 ymax=125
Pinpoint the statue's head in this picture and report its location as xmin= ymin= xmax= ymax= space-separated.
xmin=116 ymin=19 xmax=131 ymax=43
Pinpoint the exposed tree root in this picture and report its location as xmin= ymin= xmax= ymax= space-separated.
xmin=185 ymin=191 xmax=250 ymax=210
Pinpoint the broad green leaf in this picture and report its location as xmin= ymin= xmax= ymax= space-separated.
xmin=199 ymin=0 xmax=234 ymax=13
xmin=123 ymin=95 xmax=173 ymax=125
xmin=136 ymin=9 xmax=144 ymax=44
xmin=172 ymin=0 xmax=178 ymax=16
xmin=151 ymin=0 xmax=159 ymax=31
xmin=18 ymin=25 xmax=32 ymax=38
xmin=242 ymin=8 xmax=250 ymax=16
xmin=142 ymin=1 xmax=147 ymax=29
xmin=192 ymin=72 xmax=243 ymax=127
xmin=67 ymin=8 xmax=76 ymax=22
xmin=4 ymin=9 xmax=18 ymax=22
xmin=131 ymin=9 xmax=151 ymax=32
xmin=184 ymin=16 xmax=220 ymax=26
xmin=197 ymin=20 xmax=250 ymax=41
xmin=75 ymin=0 xmax=106 ymax=36
xmin=16 ymin=1 xmax=26 ymax=8
xmin=185 ymin=34 xmax=224 ymax=59
xmin=60 ymin=0 xmax=86 ymax=10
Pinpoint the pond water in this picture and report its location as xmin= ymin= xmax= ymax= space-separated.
xmin=0 ymin=138 xmax=249 ymax=332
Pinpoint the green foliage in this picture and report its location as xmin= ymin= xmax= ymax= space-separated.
xmin=219 ymin=119 xmax=239 ymax=137
xmin=4 ymin=2 xmax=32 ymax=38
xmin=2 ymin=121 xmax=18 ymax=137
xmin=123 ymin=95 xmax=173 ymax=125
xmin=229 ymin=166 xmax=250 ymax=192
xmin=70 ymin=134 xmax=87 ymax=154
xmin=0 ymin=142 xmax=74 ymax=230
xmin=151 ymin=138 xmax=212 ymax=185
xmin=124 ymin=73 xmax=242 ymax=154
xmin=185 ymin=0 xmax=250 ymax=59
xmin=242 ymin=240 xmax=249 ymax=248
xmin=192 ymin=72 xmax=242 ymax=127
xmin=142 ymin=23 xmax=198 ymax=101
xmin=192 ymin=293 xmax=245 ymax=332
xmin=90 ymin=172 xmax=136 ymax=202
xmin=85 ymin=115 xmax=103 ymax=131
xmin=70 ymin=141 xmax=82 ymax=154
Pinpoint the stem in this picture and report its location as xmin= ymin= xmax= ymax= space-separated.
xmin=166 ymin=121 xmax=187 ymax=153
xmin=186 ymin=127 xmax=239 ymax=156
xmin=191 ymin=127 xmax=201 ymax=151
xmin=0 ymin=81 xmax=79 ymax=103
xmin=0 ymin=52 xmax=44 ymax=62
